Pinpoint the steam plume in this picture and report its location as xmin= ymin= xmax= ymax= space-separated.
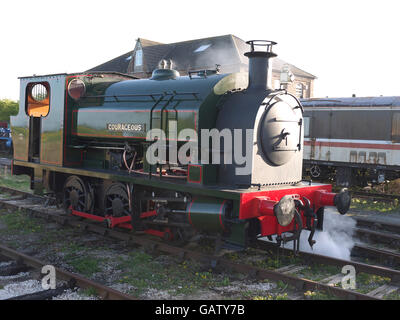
xmin=296 ymin=208 xmax=356 ymax=260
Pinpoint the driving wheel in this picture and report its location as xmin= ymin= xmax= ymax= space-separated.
xmin=63 ymin=175 xmax=93 ymax=213
xmin=104 ymin=183 xmax=131 ymax=217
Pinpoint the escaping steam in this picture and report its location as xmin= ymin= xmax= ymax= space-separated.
xmin=294 ymin=208 xmax=356 ymax=260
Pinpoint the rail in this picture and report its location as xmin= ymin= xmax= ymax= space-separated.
xmin=0 ymin=244 xmax=137 ymax=300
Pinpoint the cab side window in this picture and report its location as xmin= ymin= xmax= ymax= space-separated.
xmin=26 ymin=82 xmax=50 ymax=117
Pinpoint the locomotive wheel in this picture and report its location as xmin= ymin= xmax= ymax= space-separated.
xmin=104 ymin=183 xmax=131 ymax=217
xmin=309 ymin=165 xmax=321 ymax=178
xmin=63 ymin=176 xmax=92 ymax=213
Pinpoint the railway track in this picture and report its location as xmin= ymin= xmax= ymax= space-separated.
xmin=0 ymin=244 xmax=136 ymax=300
xmin=352 ymin=243 xmax=400 ymax=267
xmin=354 ymin=216 xmax=400 ymax=234
xmin=252 ymin=240 xmax=400 ymax=279
xmin=0 ymin=186 xmax=399 ymax=300
xmin=350 ymin=190 xmax=400 ymax=202
xmin=355 ymin=227 xmax=400 ymax=246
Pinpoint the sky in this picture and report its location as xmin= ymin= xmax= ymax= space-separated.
xmin=1 ymin=0 xmax=399 ymax=100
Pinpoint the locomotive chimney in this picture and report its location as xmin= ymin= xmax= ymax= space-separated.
xmin=244 ymin=40 xmax=277 ymax=91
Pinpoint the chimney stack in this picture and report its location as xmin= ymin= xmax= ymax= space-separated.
xmin=244 ymin=40 xmax=277 ymax=91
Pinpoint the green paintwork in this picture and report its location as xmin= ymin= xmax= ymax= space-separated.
xmin=71 ymin=73 xmax=246 ymax=143
xmin=39 ymin=75 xmax=66 ymax=166
xmin=187 ymin=197 xmax=228 ymax=234
xmin=227 ymin=222 xmax=248 ymax=247
xmin=13 ymin=158 xmax=248 ymax=246
xmin=11 ymin=71 xmax=249 ymax=246
xmin=188 ymin=165 xmax=202 ymax=183
xmin=12 ymin=159 xmax=242 ymax=200
xmin=187 ymin=164 xmax=217 ymax=185
xmin=64 ymin=74 xmax=135 ymax=166
xmin=11 ymin=125 xmax=29 ymax=161
xmin=66 ymin=72 xmax=247 ymax=185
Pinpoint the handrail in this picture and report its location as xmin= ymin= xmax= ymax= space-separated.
xmin=79 ymin=91 xmax=200 ymax=103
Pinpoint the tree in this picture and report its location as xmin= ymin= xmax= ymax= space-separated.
xmin=0 ymin=99 xmax=19 ymax=122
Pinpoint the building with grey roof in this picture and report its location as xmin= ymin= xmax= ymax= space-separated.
xmin=88 ymin=34 xmax=316 ymax=98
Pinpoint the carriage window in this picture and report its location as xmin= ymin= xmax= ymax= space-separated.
xmin=26 ymin=82 xmax=50 ymax=117
xmin=392 ymin=113 xmax=400 ymax=142
xmin=304 ymin=116 xmax=310 ymax=137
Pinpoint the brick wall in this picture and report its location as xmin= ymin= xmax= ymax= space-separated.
xmin=271 ymin=73 xmax=314 ymax=98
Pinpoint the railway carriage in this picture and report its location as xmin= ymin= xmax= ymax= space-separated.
xmin=302 ymin=97 xmax=400 ymax=186
xmin=10 ymin=41 xmax=350 ymax=252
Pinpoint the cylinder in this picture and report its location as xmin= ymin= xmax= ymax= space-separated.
xmin=186 ymin=198 xmax=230 ymax=234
